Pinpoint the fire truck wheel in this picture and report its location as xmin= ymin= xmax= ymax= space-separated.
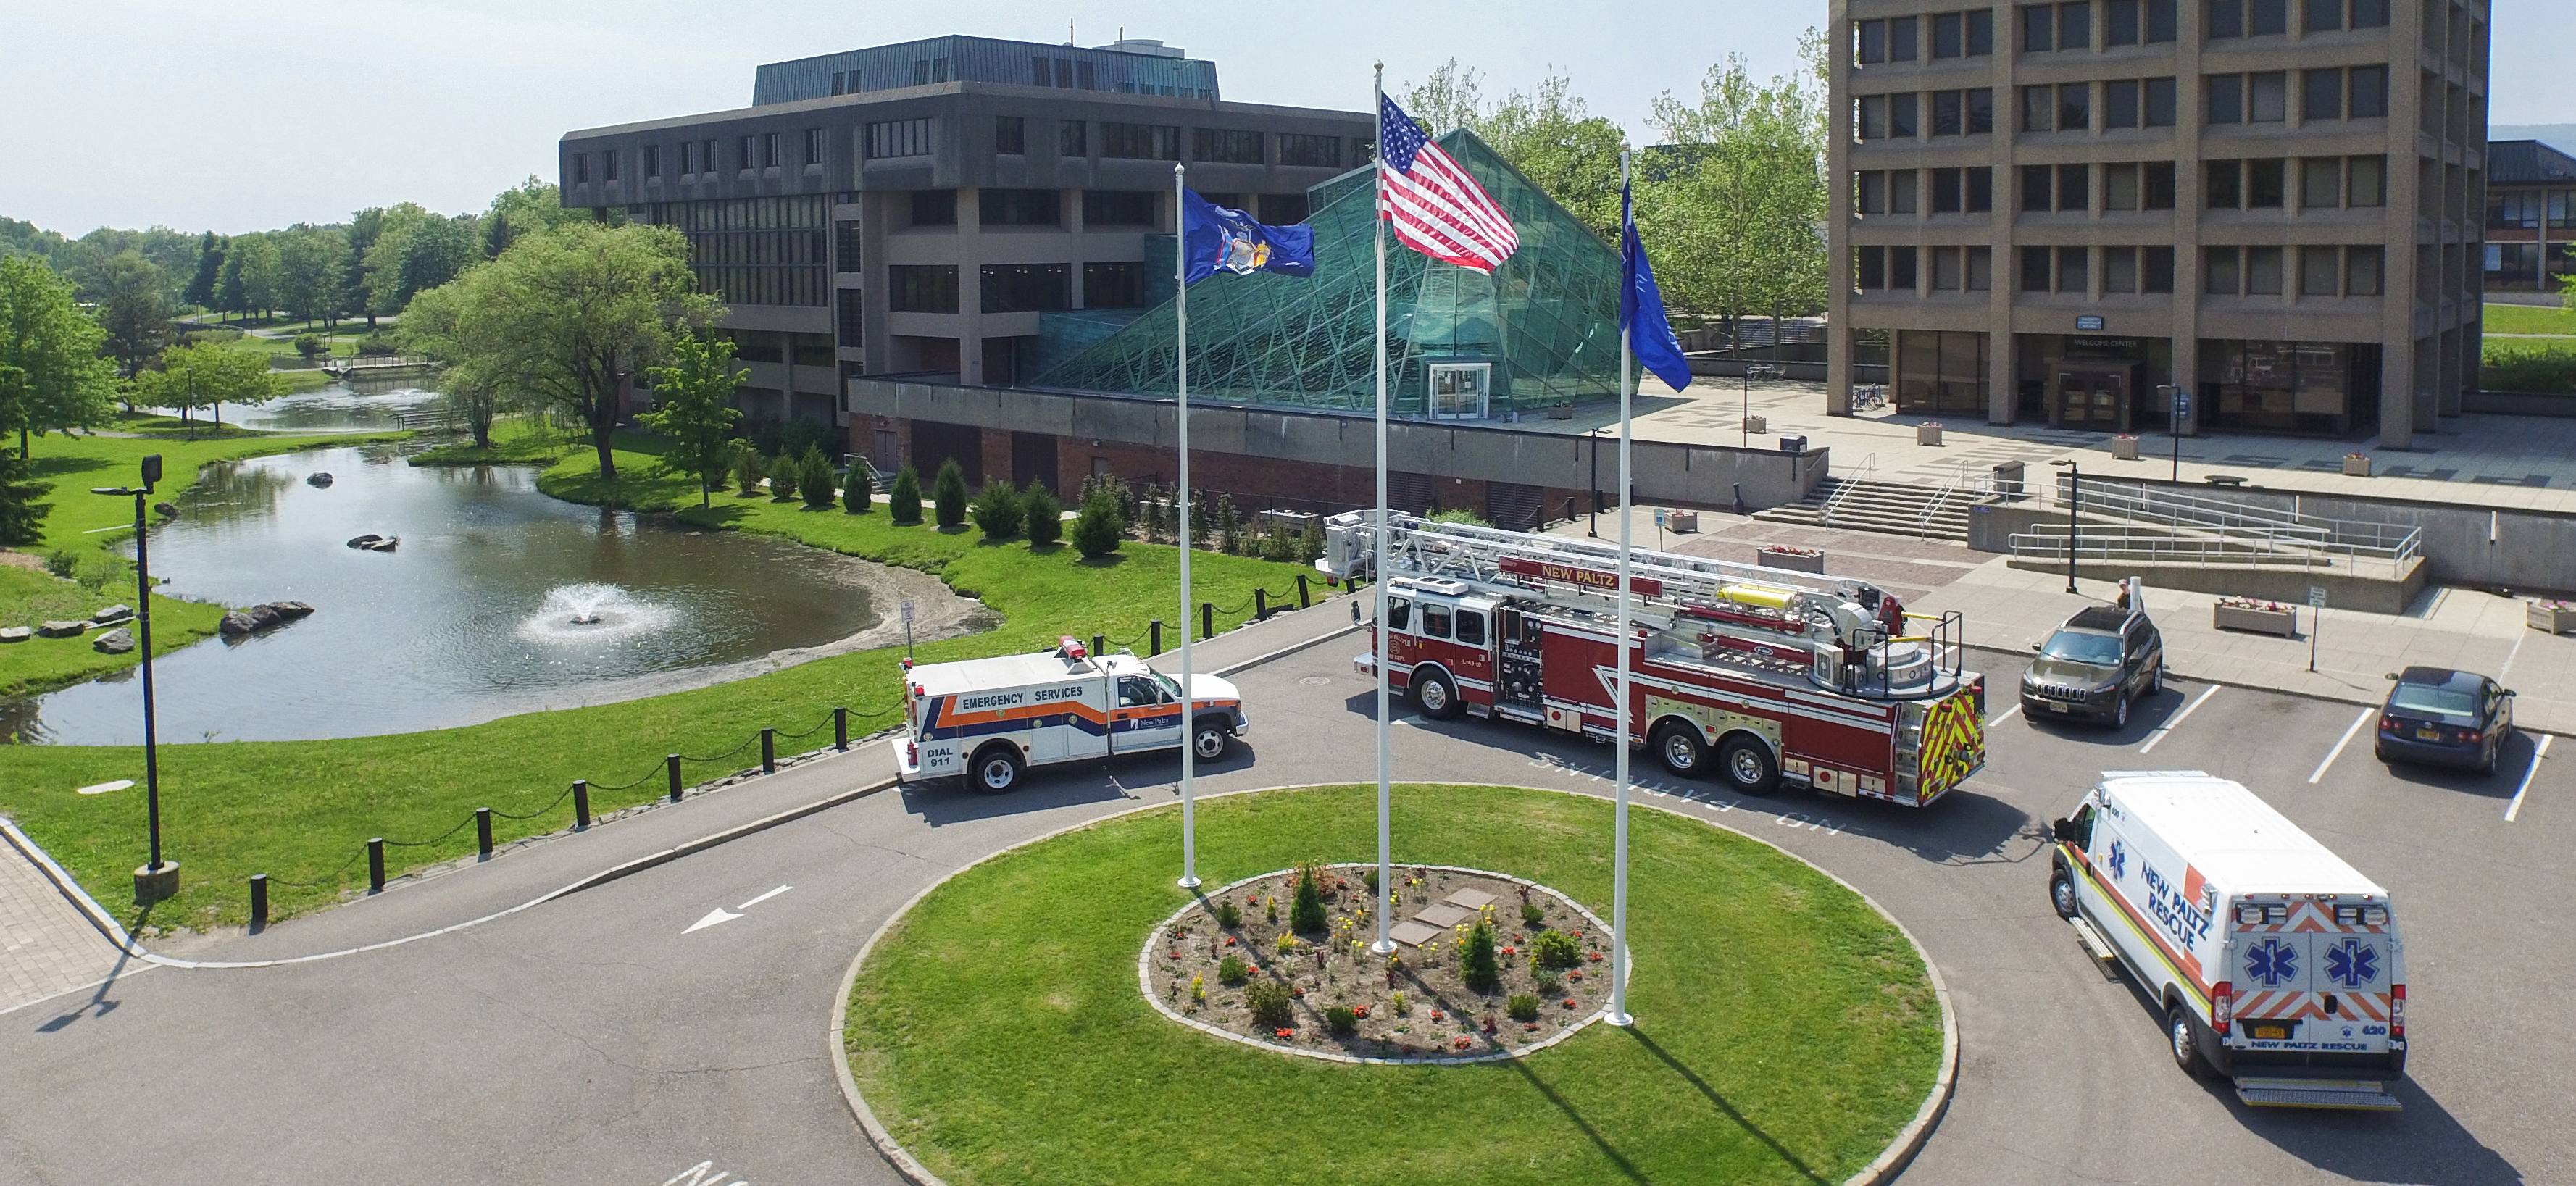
xmin=970 ymin=745 xmax=1024 ymax=794
xmin=2051 ymin=868 xmax=2079 ymax=919
xmin=1717 ymin=735 xmax=1778 ymax=797
xmin=1411 ymin=669 xmax=1462 ymax=719
xmin=1654 ymin=722 xmax=1708 ymax=777
xmin=1192 ymin=719 xmax=1233 ymax=760
xmin=2167 ymin=1003 xmax=2206 ymax=1079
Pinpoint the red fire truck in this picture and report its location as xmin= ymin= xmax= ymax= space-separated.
xmin=1322 ymin=511 xmax=1987 ymax=806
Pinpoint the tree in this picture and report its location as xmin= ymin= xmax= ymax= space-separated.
xmin=968 ymin=480 xmax=1024 ymax=538
xmin=1023 ymin=481 xmax=1062 ymax=546
xmin=931 ymin=459 xmax=968 ymax=529
xmin=1069 ymin=485 xmax=1123 ymax=558
xmin=1640 ymin=36 xmax=1831 ymax=339
xmin=841 ymin=457 xmax=873 ymax=513
xmin=486 ymin=177 xmax=591 ymax=238
xmin=397 ymin=216 xmax=480 ymax=306
xmin=132 ymin=342 xmax=288 ymax=436
xmin=359 ymin=203 xmax=433 ymax=320
xmin=278 ymin=227 xmax=349 ymax=325
xmin=0 ymin=256 xmax=117 ymax=454
xmin=183 ymin=232 xmax=224 ymax=309
xmin=0 ymin=435 xmax=51 ymax=546
xmin=633 ymin=332 xmax=746 ymax=506
xmin=226 ymin=234 xmax=282 ymax=320
xmin=797 ymin=446 xmax=837 ymax=508
xmin=345 ymin=208 xmax=386 ymax=328
xmin=888 ymin=464 xmax=924 ymax=525
xmin=399 ymin=221 xmax=720 ymax=481
xmin=92 ymin=251 xmax=174 ymax=377
xmin=483 ymin=214 xmax=515 ymax=261
xmin=1403 ymin=62 xmax=1630 ymax=244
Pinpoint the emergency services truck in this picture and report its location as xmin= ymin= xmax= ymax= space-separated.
xmin=2050 ymin=771 xmax=2408 ymax=1110
xmin=895 ymin=638 xmax=1250 ymax=792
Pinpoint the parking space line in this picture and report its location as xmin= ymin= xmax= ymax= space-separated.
xmin=2505 ymin=734 xmax=2552 ymax=823
xmin=2138 ymin=685 xmax=2221 ymax=754
xmin=1988 ymin=703 xmax=2022 ymax=727
xmin=2308 ymin=706 xmax=2377 ymax=784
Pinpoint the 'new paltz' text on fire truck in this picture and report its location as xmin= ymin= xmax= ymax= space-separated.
xmin=1320 ymin=511 xmax=1987 ymax=806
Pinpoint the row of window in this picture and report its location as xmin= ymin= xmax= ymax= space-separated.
xmin=2198 ymin=244 xmax=2385 ymax=296
xmin=2207 ymin=0 xmax=2391 ymax=38
xmin=2022 ymin=1 xmax=2181 ymax=51
xmin=1855 ymin=9 xmax=1996 ymax=64
xmin=883 ymin=262 xmax=1152 ymax=314
xmin=2205 ymin=156 xmax=2387 ymax=210
xmin=1856 ymin=244 xmax=1998 ymax=291
xmin=691 ymin=264 xmax=830 ymax=309
xmin=584 ymin=120 xmax=1362 ymax=180
xmin=1859 ymin=243 xmax=2387 ymax=299
xmin=2206 ymin=67 xmax=2387 ymax=125
xmin=2019 ymin=78 xmax=2180 ymax=132
xmin=633 ymin=196 xmax=833 ymax=233
xmin=2017 ymin=245 xmax=2177 ymax=293
xmin=1859 ymin=1 xmax=2399 ymax=72
xmin=1856 ymin=90 xmax=1993 ymax=140
xmin=683 ymin=230 xmax=827 ymax=269
xmin=2021 ymin=162 xmax=2182 ymax=212
xmin=1856 ymin=167 xmax=1999 ymax=215
xmin=1858 ymin=67 xmax=2383 ymax=141
xmin=2490 ymin=191 xmax=2576 ymax=231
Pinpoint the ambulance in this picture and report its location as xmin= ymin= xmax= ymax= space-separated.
xmin=2050 ymin=771 xmax=2409 ymax=1110
xmin=895 ymin=638 xmax=1250 ymax=793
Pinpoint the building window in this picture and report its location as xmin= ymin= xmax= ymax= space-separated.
xmin=1930 ymin=167 xmax=1962 ymax=212
xmin=2247 ymin=158 xmax=2286 ymax=207
xmin=2060 ymin=83 xmax=2092 ymax=131
xmin=996 ymin=117 xmax=1026 ymax=155
xmin=2248 ymin=72 xmax=2287 ymax=122
xmin=2143 ymin=246 xmax=2175 ymax=291
xmin=910 ymin=190 xmax=956 ymax=226
xmin=2250 ymin=0 xmax=2288 ymax=35
xmin=980 ymin=263 xmax=1070 ymax=313
xmin=2301 ymin=157 xmax=2341 ymax=208
xmin=887 ymin=264 xmax=959 ymax=313
xmin=2299 ymin=246 xmax=2341 ymax=296
xmin=912 ymin=57 xmax=949 ymax=85
xmin=836 ymin=288 xmax=864 ymax=346
xmin=1888 ymin=170 xmax=1919 ymax=214
xmin=1278 ymin=134 xmax=1341 ymax=167
xmin=2206 ymin=246 xmax=2241 ymax=293
xmin=834 ymin=220 xmax=863 ymax=272
xmin=2058 ymin=1 xmax=2092 ymax=48
xmin=1101 ymin=122 xmax=1181 ymax=160
xmin=832 ymin=70 xmax=849 ymax=96
xmin=2104 ymin=246 xmax=2138 ymax=293
xmin=865 ymin=119 xmax=932 ymax=159
xmin=2148 ymin=0 xmax=2180 ymax=40
xmin=2349 ymin=66 xmax=2388 ymax=118
xmin=2146 ymin=161 xmax=2176 ymax=207
xmin=1259 ymin=193 xmax=1310 ymax=224
xmin=2106 ymin=0 xmax=2178 ymax=44
xmin=738 ymin=135 xmax=758 ymax=171
xmin=2022 ymin=87 xmax=2053 ymax=133
xmin=804 ymin=128 xmax=827 ymax=167
xmin=2022 ymin=164 xmax=2054 ymax=211
xmin=2020 ymin=246 xmax=2053 ymax=291
xmin=1968 ymin=166 xmax=1995 ymax=211
xmin=1929 ymin=248 xmax=1993 ymax=294
xmin=646 ymin=146 xmax=664 ymax=179
xmin=1083 ymin=190 xmax=1156 ymax=226
xmin=2105 ymin=162 xmax=2141 ymax=209
xmin=2207 ymin=159 xmax=2243 ymax=208
xmin=1932 ymin=246 xmax=1963 ymax=289
xmin=2022 ymin=4 xmax=2053 ymax=51
xmin=604 ymin=150 xmax=621 ymax=182
xmin=978 ymin=188 xmax=1062 ymax=227
xmin=1193 ymin=128 xmax=1264 ymax=164
xmin=2351 ymin=0 xmax=2388 ymax=28
xmin=1891 ymin=246 xmax=1919 ymax=290
xmin=2209 ymin=0 xmax=2241 ymax=36
xmin=1968 ymin=245 xmax=1994 ymax=288
xmin=2105 ymin=80 xmax=2141 ymax=128
xmin=1890 ymin=93 xmax=1918 ymax=138
xmin=1083 ymin=262 xmax=1146 ymax=308
xmin=1059 ymin=120 xmax=1087 ymax=157
xmin=1856 ymin=245 xmax=1887 ymax=290
xmin=2346 ymin=245 xmax=2383 ymax=295
xmin=2206 ymin=75 xmax=2242 ymax=125
xmin=2058 ymin=245 xmax=2090 ymax=292
xmin=2145 ymin=78 xmax=2177 ymax=126
xmin=572 ymin=153 xmax=589 ymax=183
xmin=764 ymin=132 xmax=783 ymax=169
xmin=1856 ymin=17 xmax=1918 ymax=63
xmin=2246 ymin=246 xmax=2284 ymax=293
xmin=2059 ymin=163 xmax=2091 ymax=211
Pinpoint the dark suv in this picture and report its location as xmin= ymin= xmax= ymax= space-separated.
xmin=2021 ymin=599 xmax=2164 ymax=727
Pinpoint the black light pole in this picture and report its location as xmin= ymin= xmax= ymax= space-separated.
xmin=2050 ymin=458 xmax=2079 ymax=594
xmin=95 ymin=454 xmax=170 ymax=905
xmin=2157 ymin=383 xmax=2183 ymax=482
xmin=1588 ymin=427 xmax=1602 ymax=537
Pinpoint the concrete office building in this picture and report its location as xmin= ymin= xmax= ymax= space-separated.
xmin=1825 ymin=0 xmax=2490 ymax=448
xmin=556 ymin=34 xmax=1371 ymax=443
xmin=2481 ymin=138 xmax=2576 ymax=293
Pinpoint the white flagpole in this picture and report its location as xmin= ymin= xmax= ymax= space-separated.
xmin=1606 ymin=151 xmax=1635 ymax=1029
xmin=1370 ymin=63 xmax=1396 ymax=957
xmin=1175 ymin=161 xmax=1200 ymax=891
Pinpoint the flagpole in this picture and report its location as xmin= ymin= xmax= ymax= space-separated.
xmin=1606 ymin=151 xmax=1635 ymax=1029
xmin=1369 ymin=62 xmax=1396 ymax=958
xmin=1175 ymin=161 xmax=1200 ymax=892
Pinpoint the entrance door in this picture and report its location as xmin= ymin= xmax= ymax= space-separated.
xmin=2048 ymin=364 xmax=2138 ymax=433
xmin=1427 ymin=363 xmax=1491 ymax=419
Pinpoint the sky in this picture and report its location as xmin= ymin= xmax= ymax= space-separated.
xmin=3 ymin=0 xmax=2571 ymax=237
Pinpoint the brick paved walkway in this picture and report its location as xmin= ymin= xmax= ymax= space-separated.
xmin=0 ymin=820 xmax=127 ymax=1013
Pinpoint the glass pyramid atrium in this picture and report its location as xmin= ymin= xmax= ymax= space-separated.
xmin=1033 ymin=129 xmax=1625 ymax=417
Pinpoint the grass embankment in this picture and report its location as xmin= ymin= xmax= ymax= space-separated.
xmin=2482 ymin=301 xmax=2576 ymax=337
xmin=0 ymin=433 xmax=1317 ymax=932
xmin=407 ymin=418 xmax=583 ymax=466
xmin=0 ymin=430 xmax=406 ymax=701
xmin=847 ymin=783 xmax=1945 ymax=1186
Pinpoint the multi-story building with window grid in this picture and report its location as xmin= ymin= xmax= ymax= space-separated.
xmin=1827 ymin=0 xmax=2488 ymax=447
xmin=557 ymin=35 xmax=1369 ymax=430
xmin=2481 ymin=138 xmax=2576 ymax=293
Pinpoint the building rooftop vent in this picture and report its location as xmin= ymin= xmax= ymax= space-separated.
xmin=1097 ymin=38 xmax=1186 ymax=58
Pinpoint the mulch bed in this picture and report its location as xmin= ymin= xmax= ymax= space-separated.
xmin=1145 ymin=863 xmax=1614 ymax=1061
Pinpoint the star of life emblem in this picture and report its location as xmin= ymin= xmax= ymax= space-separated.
xmin=2325 ymin=937 xmax=2379 ymax=988
xmin=2243 ymin=938 xmax=2298 ymax=987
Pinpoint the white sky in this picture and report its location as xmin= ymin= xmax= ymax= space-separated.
xmin=3 ymin=0 xmax=2569 ymax=236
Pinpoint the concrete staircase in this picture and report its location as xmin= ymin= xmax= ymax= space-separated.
xmin=1755 ymin=476 xmax=1973 ymax=543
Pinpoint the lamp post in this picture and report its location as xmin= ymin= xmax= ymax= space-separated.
xmin=2049 ymin=458 xmax=2079 ymax=595
xmin=1588 ymin=426 xmax=1604 ymax=537
xmin=2156 ymin=383 xmax=2183 ymax=482
xmin=94 ymin=455 xmax=171 ymax=906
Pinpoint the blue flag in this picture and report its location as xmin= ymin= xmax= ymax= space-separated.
xmin=1619 ymin=180 xmax=1692 ymax=392
xmin=1180 ymin=189 xmax=1315 ymax=283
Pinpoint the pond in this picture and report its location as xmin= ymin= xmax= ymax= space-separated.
xmin=0 ymin=440 xmax=962 ymax=744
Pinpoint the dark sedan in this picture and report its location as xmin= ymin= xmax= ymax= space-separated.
xmin=2375 ymin=667 xmax=2515 ymax=774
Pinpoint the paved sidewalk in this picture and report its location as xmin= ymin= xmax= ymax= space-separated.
xmin=0 ymin=820 xmax=127 ymax=1014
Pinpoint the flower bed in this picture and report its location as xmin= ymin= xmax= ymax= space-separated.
xmin=1143 ymin=863 xmax=1617 ymax=1063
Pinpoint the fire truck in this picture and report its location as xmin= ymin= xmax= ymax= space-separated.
xmin=1320 ymin=511 xmax=1987 ymax=806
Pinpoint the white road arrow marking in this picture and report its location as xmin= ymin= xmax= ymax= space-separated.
xmin=684 ymin=885 xmax=793 ymax=935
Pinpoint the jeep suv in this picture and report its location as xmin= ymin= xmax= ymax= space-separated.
xmin=2021 ymin=599 xmax=2163 ymax=727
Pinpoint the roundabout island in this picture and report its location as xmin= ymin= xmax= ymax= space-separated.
xmin=835 ymin=782 xmax=1953 ymax=1186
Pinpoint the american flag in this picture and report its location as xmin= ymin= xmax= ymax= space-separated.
xmin=1377 ymin=94 xmax=1518 ymax=273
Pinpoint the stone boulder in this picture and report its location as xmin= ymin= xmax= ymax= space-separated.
xmin=307 ymin=473 xmax=334 ymax=488
xmin=270 ymin=601 xmax=315 ymax=620
xmin=154 ymin=502 xmax=180 ymax=518
xmin=92 ymin=628 xmax=135 ymax=655
xmin=36 ymin=620 xmax=87 ymax=638
xmin=220 ymin=611 xmax=258 ymax=635
xmin=345 ymin=533 xmax=399 ymax=552
xmin=92 ymin=604 xmax=133 ymax=623
xmin=220 ymin=601 xmax=318 ymax=637
xmin=0 ymin=626 xmax=30 ymax=643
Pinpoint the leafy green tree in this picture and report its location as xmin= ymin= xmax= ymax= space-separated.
xmin=931 ymin=459 xmax=968 ymax=529
xmin=1069 ymin=485 xmax=1123 ymax=558
xmin=132 ymin=341 xmax=288 ymax=435
xmin=968 ymin=480 xmax=1024 ymax=538
xmin=730 ymin=446 xmax=764 ymax=496
xmin=1403 ymin=62 xmax=1630 ymax=244
xmin=344 ymin=209 xmax=386 ymax=327
xmin=227 ymin=233 xmax=281 ymax=319
xmin=359 ymin=203 xmax=433 ymax=319
xmin=278 ymin=227 xmax=349 ymax=325
xmin=183 ymin=232 xmax=224 ymax=309
xmin=398 ymin=216 xmax=480 ymax=306
xmin=486 ymin=177 xmax=591 ymax=237
xmin=797 ymin=446 xmax=837 ymax=507
xmin=888 ymin=464 xmax=924 ymax=525
xmin=0 ymin=435 xmax=51 ymax=546
xmin=398 ymin=221 xmax=720 ymax=481
xmin=483 ymin=214 xmax=515 ymax=261
xmin=1022 ymin=481 xmax=1062 ymax=546
xmin=92 ymin=251 xmax=175 ymax=377
xmin=634 ymin=331 xmax=746 ymax=507
xmin=0 ymin=256 xmax=117 ymax=454
xmin=767 ymin=454 xmax=800 ymax=499
xmin=1640 ymin=36 xmax=1831 ymax=338
xmin=841 ymin=457 xmax=873 ymax=513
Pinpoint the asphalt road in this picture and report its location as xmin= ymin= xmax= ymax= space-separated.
xmin=0 ymin=600 xmax=2568 ymax=1186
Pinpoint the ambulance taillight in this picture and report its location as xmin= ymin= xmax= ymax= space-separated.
xmin=2212 ymin=982 xmax=2234 ymax=1036
xmin=906 ymin=740 xmax=918 ymax=768
xmin=2390 ymin=985 xmax=2406 ymax=1038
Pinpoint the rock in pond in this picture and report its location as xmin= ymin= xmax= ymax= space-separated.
xmin=92 ymin=628 xmax=135 ymax=654
xmin=307 ymin=473 xmax=334 ymax=488
xmin=36 ymin=620 xmax=87 ymax=638
xmin=345 ymin=534 xmax=399 ymax=552
xmin=154 ymin=501 xmax=180 ymax=518
xmin=220 ymin=611 xmax=257 ymax=635
xmin=220 ymin=601 xmax=319 ymax=636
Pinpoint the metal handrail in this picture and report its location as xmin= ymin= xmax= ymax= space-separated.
xmin=2009 ymin=525 xmax=2404 ymax=574
xmin=1819 ymin=453 xmax=1876 ymax=526
xmin=2050 ymin=476 xmax=2422 ymax=569
xmin=1917 ymin=459 xmax=1989 ymax=540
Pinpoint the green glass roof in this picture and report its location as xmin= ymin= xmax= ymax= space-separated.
xmin=1033 ymin=128 xmax=1624 ymax=415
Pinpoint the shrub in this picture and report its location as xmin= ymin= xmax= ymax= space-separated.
xmin=1533 ymin=969 xmax=1562 ymax=996
xmin=841 ymin=459 xmax=873 ymax=513
xmin=1215 ymin=899 xmax=1241 ymax=929
xmin=1216 ymin=494 xmax=1241 ymax=554
xmin=1506 ymin=994 xmax=1541 ymax=1022
xmin=1362 ymin=866 xmax=1380 ymax=895
xmin=1462 ymin=921 xmax=1501 ymax=990
xmin=1290 ymin=862 xmax=1329 ymax=934
xmin=1521 ymin=899 xmax=1545 ymax=928
xmin=44 ymin=549 xmax=77 ymax=579
xmin=292 ymin=333 xmax=326 ymax=361
xmin=1427 ymin=507 xmax=1491 ymax=527
xmin=768 ymin=455 xmax=801 ymax=499
xmin=931 ymin=459 xmax=969 ymax=528
xmin=1022 ymin=482 xmax=1062 ymax=546
xmin=797 ymin=447 xmax=837 ymax=507
xmin=888 ymin=465 xmax=924 ymax=525
xmin=1532 ymin=929 xmax=1584 ymax=969
xmin=1326 ymin=1005 xmax=1359 ymax=1035
xmin=1392 ymin=990 xmax=1408 ymax=1016
xmin=2483 ymin=344 xmax=2576 ymax=393
xmin=1244 ymin=980 xmax=1294 ymax=1028
xmin=1069 ymin=488 xmax=1124 ymax=559
xmin=731 ymin=448 xmax=764 ymax=496
xmin=1294 ymin=525 xmax=1325 ymax=565
xmin=1217 ymin=953 xmax=1249 ymax=984
xmin=968 ymin=482 xmax=1025 ymax=538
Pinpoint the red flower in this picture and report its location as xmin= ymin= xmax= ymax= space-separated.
xmin=1563 ymin=998 xmax=1578 ymax=1008
xmin=1587 ymin=952 xmax=1604 ymax=962
xmin=1224 ymin=937 xmax=1236 ymax=945
xmin=1567 ymin=971 xmax=1583 ymax=981
xmin=1291 ymin=987 xmax=1304 ymax=998
xmin=1275 ymin=1027 xmax=1294 ymax=1039
xmin=1430 ymin=1009 xmax=1445 ymax=1022
xmin=1353 ymin=1006 xmax=1371 ymax=1019
xmin=1501 ymin=947 xmax=1516 ymax=956
xmin=1452 ymin=1037 xmax=1472 ymax=1050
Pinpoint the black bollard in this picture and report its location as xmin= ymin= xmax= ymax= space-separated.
xmin=475 ymin=808 xmax=493 ymax=859
xmin=367 ymin=838 xmax=385 ymax=894
xmin=834 ymin=707 xmax=849 ymax=751
xmin=1201 ymin=601 xmax=1214 ymax=639
xmin=1151 ymin=619 xmax=1162 ymax=656
xmin=1296 ymin=572 xmax=1310 ymax=608
xmin=573 ymin=780 xmax=591 ymax=830
xmin=1254 ymin=588 xmax=1269 ymax=620
xmin=1093 ymin=633 xmax=1105 ymax=659
xmin=761 ymin=727 xmax=777 ymax=774
xmin=249 ymin=874 xmax=268 ymax=931
xmin=667 ymin=754 xmax=683 ymax=802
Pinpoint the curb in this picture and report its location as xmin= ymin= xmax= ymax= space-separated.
xmin=0 ymin=815 xmax=136 ymax=952
xmin=825 ymin=780 xmax=1958 ymax=1186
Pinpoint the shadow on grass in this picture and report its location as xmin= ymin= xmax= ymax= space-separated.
xmin=1505 ymin=1052 xmax=1652 ymax=1185
xmin=1625 ymin=1026 xmax=1834 ymax=1185
xmin=1076 ymin=553 xmax=1130 ymax=569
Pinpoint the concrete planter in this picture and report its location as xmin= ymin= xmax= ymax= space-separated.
xmin=2111 ymin=435 xmax=2140 ymax=461
xmin=2214 ymin=603 xmax=2298 ymax=637
xmin=1917 ymin=422 xmax=1945 ymax=446
xmin=2530 ymin=601 xmax=2576 ymax=635
xmin=1666 ymin=510 xmax=1700 ymax=533
xmin=1546 ymin=403 xmax=1575 ymax=420
xmin=1745 ymin=414 xmax=1767 ymax=434
xmin=2343 ymin=454 xmax=2372 ymax=477
xmin=1759 ymin=546 xmax=1827 ymax=573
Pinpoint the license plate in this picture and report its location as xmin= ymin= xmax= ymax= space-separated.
xmin=2048 ymin=702 xmax=2069 ymax=712
xmin=2416 ymin=728 xmax=2440 ymax=740
xmin=2251 ymin=1023 xmax=2291 ymax=1041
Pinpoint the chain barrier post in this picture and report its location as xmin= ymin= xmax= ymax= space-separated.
xmin=1254 ymin=588 xmax=1268 ymax=620
xmin=835 ymin=707 xmax=849 ymax=751
xmin=475 ymin=808 xmax=493 ymax=859
xmin=367 ymin=838 xmax=385 ymax=894
xmin=573 ymin=780 xmax=591 ymax=830
xmin=1297 ymin=573 xmax=1310 ymax=608
xmin=667 ymin=754 xmax=683 ymax=801
xmin=249 ymin=874 xmax=268 ymax=931
xmin=1093 ymin=633 xmax=1104 ymax=659
xmin=1201 ymin=601 xmax=1213 ymax=639
xmin=1151 ymin=619 xmax=1163 ymax=656
xmin=761 ymin=727 xmax=777 ymax=774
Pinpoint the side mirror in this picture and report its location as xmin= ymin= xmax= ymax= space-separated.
xmin=2504 ymin=688 xmax=2518 ymax=698
xmin=2384 ymin=672 xmax=2401 ymax=681
xmin=2030 ymin=641 xmax=2045 ymax=653
xmin=2050 ymin=817 xmax=2079 ymax=843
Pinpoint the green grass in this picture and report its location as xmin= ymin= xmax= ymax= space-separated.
xmin=846 ymin=783 xmax=1944 ymax=1186
xmin=407 ymin=418 xmax=583 ymax=467
xmin=0 ymin=435 xmax=1317 ymax=933
xmin=2483 ymin=302 xmax=2576 ymax=336
xmin=0 ymin=566 xmax=229 ymax=700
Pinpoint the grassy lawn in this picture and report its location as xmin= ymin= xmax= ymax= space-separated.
xmin=407 ymin=418 xmax=585 ymax=467
xmin=0 ymin=435 xmax=1318 ymax=932
xmin=0 ymin=566 xmax=230 ymax=701
xmin=846 ymin=783 xmax=1944 ymax=1186
xmin=2483 ymin=302 xmax=2576 ymax=336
